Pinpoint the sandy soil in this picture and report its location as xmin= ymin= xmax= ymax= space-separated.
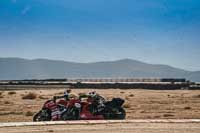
xmin=0 ymin=88 xmax=200 ymax=122
xmin=1 ymin=123 xmax=200 ymax=133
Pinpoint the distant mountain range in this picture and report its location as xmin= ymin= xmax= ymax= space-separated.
xmin=0 ymin=58 xmax=199 ymax=82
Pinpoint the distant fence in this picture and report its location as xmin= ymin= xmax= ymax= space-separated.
xmin=72 ymin=82 xmax=190 ymax=90
xmin=67 ymin=78 xmax=186 ymax=83
xmin=0 ymin=78 xmax=187 ymax=84
xmin=0 ymin=85 xmax=70 ymax=91
xmin=0 ymin=78 xmax=198 ymax=90
xmin=0 ymin=83 xmax=192 ymax=90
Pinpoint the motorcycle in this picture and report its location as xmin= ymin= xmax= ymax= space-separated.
xmin=33 ymin=93 xmax=126 ymax=121
xmin=79 ymin=95 xmax=126 ymax=120
xmin=33 ymin=98 xmax=80 ymax=121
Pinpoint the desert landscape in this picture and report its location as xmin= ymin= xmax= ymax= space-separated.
xmin=1 ymin=0 xmax=200 ymax=132
xmin=1 ymin=88 xmax=200 ymax=122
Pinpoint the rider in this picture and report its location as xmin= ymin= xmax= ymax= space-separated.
xmin=53 ymin=90 xmax=105 ymax=114
xmin=53 ymin=89 xmax=71 ymax=102
xmin=87 ymin=91 xmax=105 ymax=115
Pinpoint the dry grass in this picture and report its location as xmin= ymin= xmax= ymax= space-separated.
xmin=184 ymin=106 xmax=192 ymax=110
xmin=4 ymin=101 xmax=12 ymax=104
xmin=140 ymin=110 xmax=146 ymax=113
xmin=22 ymin=92 xmax=37 ymax=100
xmin=193 ymin=94 xmax=200 ymax=98
xmin=8 ymin=91 xmax=16 ymax=95
xmin=123 ymin=102 xmax=131 ymax=109
xmin=38 ymin=95 xmax=48 ymax=100
xmin=129 ymin=94 xmax=134 ymax=97
xmin=163 ymin=114 xmax=174 ymax=117
xmin=25 ymin=111 xmax=34 ymax=116
xmin=47 ymin=130 xmax=54 ymax=132
xmin=0 ymin=92 xmax=3 ymax=98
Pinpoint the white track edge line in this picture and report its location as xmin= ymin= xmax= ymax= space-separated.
xmin=1 ymin=119 xmax=200 ymax=128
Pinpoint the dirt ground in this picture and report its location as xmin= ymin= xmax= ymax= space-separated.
xmin=1 ymin=123 xmax=200 ymax=133
xmin=0 ymin=88 xmax=200 ymax=122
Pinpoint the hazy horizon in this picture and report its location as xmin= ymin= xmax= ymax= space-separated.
xmin=0 ymin=0 xmax=200 ymax=71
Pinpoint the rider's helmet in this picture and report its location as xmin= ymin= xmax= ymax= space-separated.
xmin=64 ymin=89 xmax=71 ymax=100
xmin=66 ymin=89 xmax=71 ymax=93
xmin=64 ymin=89 xmax=71 ymax=96
xmin=88 ymin=91 xmax=97 ymax=98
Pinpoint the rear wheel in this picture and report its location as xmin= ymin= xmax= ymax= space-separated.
xmin=33 ymin=109 xmax=51 ymax=122
xmin=104 ymin=107 xmax=126 ymax=120
xmin=113 ymin=107 xmax=126 ymax=119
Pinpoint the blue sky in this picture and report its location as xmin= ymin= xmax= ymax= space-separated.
xmin=0 ymin=0 xmax=200 ymax=71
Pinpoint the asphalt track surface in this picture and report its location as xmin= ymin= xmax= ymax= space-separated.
xmin=1 ymin=119 xmax=200 ymax=133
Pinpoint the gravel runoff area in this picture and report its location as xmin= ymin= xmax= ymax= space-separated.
xmin=1 ymin=89 xmax=200 ymax=122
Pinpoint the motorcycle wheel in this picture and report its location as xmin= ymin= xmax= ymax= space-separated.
xmin=33 ymin=109 xmax=51 ymax=122
xmin=104 ymin=107 xmax=126 ymax=120
xmin=114 ymin=107 xmax=126 ymax=120
xmin=61 ymin=107 xmax=80 ymax=120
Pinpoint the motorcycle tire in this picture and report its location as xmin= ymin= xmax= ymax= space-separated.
xmin=104 ymin=107 xmax=126 ymax=120
xmin=113 ymin=107 xmax=126 ymax=120
xmin=33 ymin=109 xmax=51 ymax=122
